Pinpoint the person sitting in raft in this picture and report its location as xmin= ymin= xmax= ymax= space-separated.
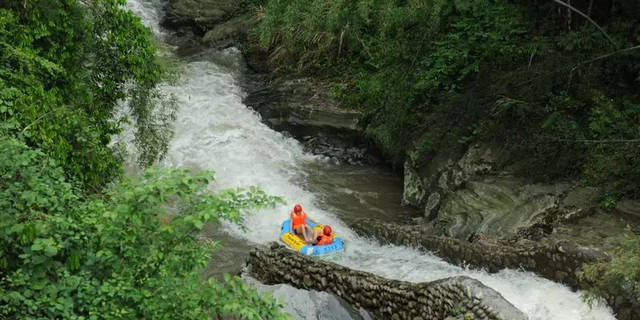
xmin=313 ymin=225 xmax=334 ymax=246
xmin=290 ymin=204 xmax=316 ymax=244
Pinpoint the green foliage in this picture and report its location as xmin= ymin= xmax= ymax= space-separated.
xmin=254 ymin=0 xmax=531 ymax=165
xmin=254 ymin=0 xmax=640 ymax=196
xmin=579 ymin=235 xmax=640 ymax=308
xmin=0 ymin=137 xmax=289 ymax=319
xmin=0 ymin=1 xmax=292 ymax=318
xmin=0 ymin=0 xmax=175 ymax=190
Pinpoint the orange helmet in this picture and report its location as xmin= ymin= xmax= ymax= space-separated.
xmin=323 ymin=225 xmax=332 ymax=235
xmin=293 ymin=204 xmax=302 ymax=213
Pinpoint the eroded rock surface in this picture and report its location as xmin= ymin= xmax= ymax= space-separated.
xmin=244 ymin=77 xmax=375 ymax=164
xmin=202 ymin=14 xmax=254 ymax=46
xmin=403 ymin=143 xmax=601 ymax=241
xmin=163 ymin=0 xmax=241 ymax=30
xmin=248 ymin=243 xmax=527 ymax=320
xmin=162 ymin=0 xmax=255 ymax=47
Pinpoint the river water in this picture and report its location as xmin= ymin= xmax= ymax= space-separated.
xmin=124 ymin=1 xmax=616 ymax=319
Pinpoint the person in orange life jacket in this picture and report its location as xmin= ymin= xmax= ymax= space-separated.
xmin=290 ymin=204 xmax=316 ymax=244
xmin=313 ymin=225 xmax=334 ymax=246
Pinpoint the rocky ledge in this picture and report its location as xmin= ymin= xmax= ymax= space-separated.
xmin=247 ymin=243 xmax=528 ymax=320
xmin=350 ymin=218 xmax=608 ymax=289
xmin=162 ymin=0 xmax=255 ymax=48
xmin=244 ymin=76 xmax=378 ymax=164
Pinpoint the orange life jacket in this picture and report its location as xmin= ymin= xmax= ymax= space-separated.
xmin=291 ymin=210 xmax=306 ymax=229
xmin=316 ymin=233 xmax=334 ymax=246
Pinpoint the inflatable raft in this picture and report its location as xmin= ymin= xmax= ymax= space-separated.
xmin=280 ymin=218 xmax=344 ymax=255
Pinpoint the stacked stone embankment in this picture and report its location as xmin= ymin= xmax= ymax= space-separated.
xmin=350 ymin=218 xmax=608 ymax=288
xmin=248 ymin=243 xmax=527 ymax=320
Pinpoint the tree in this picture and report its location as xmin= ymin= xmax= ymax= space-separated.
xmin=0 ymin=0 xmax=176 ymax=190
xmin=0 ymin=137 xmax=291 ymax=319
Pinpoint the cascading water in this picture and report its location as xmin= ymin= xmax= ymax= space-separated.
xmin=125 ymin=1 xmax=617 ymax=319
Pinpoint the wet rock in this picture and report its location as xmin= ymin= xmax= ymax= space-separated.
xmin=424 ymin=192 xmax=441 ymax=219
xmin=401 ymin=142 xmax=620 ymax=242
xmin=301 ymin=135 xmax=374 ymax=165
xmin=249 ymin=77 xmax=361 ymax=131
xmin=244 ymin=275 xmax=373 ymax=320
xmin=247 ymin=243 xmax=527 ymax=320
xmin=163 ymin=0 xmax=246 ymax=32
xmin=202 ymin=14 xmax=254 ymax=47
xmin=457 ymin=144 xmax=495 ymax=177
xmin=430 ymin=179 xmax=565 ymax=240
xmin=350 ymin=218 xmax=609 ymax=289
xmin=617 ymin=199 xmax=640 ymax=221
xmin=403 ymin=161 xmax=426 ymax=207
xmin=243 ymin=77 xmax=377 ymax=164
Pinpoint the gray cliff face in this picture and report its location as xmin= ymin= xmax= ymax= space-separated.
xmin=248 ymin=243 xmax=528 ymax=320
xmin=403 ymin=143 xmax=603 ymax=241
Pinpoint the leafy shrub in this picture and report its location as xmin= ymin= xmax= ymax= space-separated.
xmin=254 ymin=0 xmax=640 ymax=197
xmin=0 ymin=137 xmax=290 ymax=319
xmin=0 ymin=0 xmax=176 ymax=189
xmin=579 ymin=235 xmax=640 ymax=309
xmin=253 ymin=0 xmax=531 ymax=164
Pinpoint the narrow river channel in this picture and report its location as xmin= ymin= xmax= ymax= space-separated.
xmin=124 ymin=1 xmax=616 ymax=319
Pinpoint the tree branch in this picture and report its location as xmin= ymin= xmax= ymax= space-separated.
xmin=552 ymin=0 xmax=616 ymax=46
xmin=571 ymin=45 xmax=640 ymax=73
xmin=544 ymin=136 xmax=640 ymax=144
xmin=21 ymin=111 xmax=54 ymax=134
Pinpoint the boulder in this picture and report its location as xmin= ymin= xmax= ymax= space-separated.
xmin=430 ymin=178 xmax=567 ymax=240
xmin=163 ymin=0 xmax=247 ymax=32
xmin=202 ymin=14 xmax=255 ymax=47
xmin=245 ymin=77 xmax=361 ymax=131
xmin=402 ymin=161 xmax=426 ymax=207
xmin=401 ymin=143 xmax=606 ymax=241
xmin=244 ymin=77 xmax=373 ymax=163
xmin=243 ymin=275 xmax=372 ymax=320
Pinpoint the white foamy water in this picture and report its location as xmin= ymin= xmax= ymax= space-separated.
xmin=125 ymin=1 xmax=617 ymax=319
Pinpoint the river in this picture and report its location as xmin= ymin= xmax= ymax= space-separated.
xmin=124 ymin=1 xmax=616 ymax=319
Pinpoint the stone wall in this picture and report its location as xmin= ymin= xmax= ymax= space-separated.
xmin=349 ymin=219 xmax=640 ymax=319
xmin=349 ymin=218 xmax=609 ymax=289
xmin=247 ymin=243 xmax=527 ymax=320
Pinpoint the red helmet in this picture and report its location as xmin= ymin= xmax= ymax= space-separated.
xmin=293 ymin=204 xmax=302 ymax=213
xmin=323 ymin=225 xmax=332 ymax=235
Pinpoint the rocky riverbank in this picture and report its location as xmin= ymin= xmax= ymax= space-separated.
xmin=349 ymin=218 xmax=640 ymax=319
xmin=349 ymin=218 xmax=609 ymax=289
xmin=162 ymin=0 xmax=379 ymax=164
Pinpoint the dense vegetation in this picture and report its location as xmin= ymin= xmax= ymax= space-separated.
xmin=252 ymin=0 xmax=640 ymax=200
xmin=1 ymin=1 xmax=288 ymax=319
xmin=250 ymin=0 xmax=639 ymax=308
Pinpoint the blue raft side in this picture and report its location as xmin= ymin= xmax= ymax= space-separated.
xmin=280 ymin=218 xmax=344 ymax=256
